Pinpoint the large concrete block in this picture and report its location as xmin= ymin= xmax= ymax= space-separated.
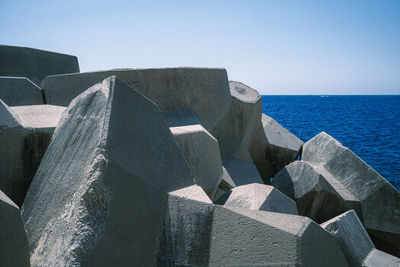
xmin=362 ymin=248 xmax=400 ymax=267
xmin=209 ymin=206 xmax=348 ymax=266
xmin=210 ymin=81 xmax=262 ymax=161
xmin=0 ymin=100 xmax=64 ymax=206
xmin=0 ymin=76 xmax=44 ymax=106
xmin=0 ymin=45 xmax=79 ymax=86
xmin=216 ymin=183 xmax=298 ymax=215
xmin=0 ymin=190 xmax=30 ymax=267
xmin=273 ymin=161 xmax=361 ymax=223
xmin=41 ymin=68 xmax=231 ymax=130
xmin=250 ymin=113 xmax=303 ymax=181
xmin=22 ymin=76 xmax=195 ymax=266
xmin=222 ymin=158 xmax=264 ymax=186
xmin=321 ymin=210 xmax=375 ymax=266
xmin=302 ymin=132 xmax=400 ymax=256
xmin=168 ymin=111 xmax=224 ymax=199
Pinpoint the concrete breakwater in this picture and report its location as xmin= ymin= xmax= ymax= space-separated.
xmin=1 ymin=45 xmax=399 ymax=266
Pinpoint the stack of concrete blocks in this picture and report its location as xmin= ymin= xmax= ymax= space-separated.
xmin=273 ymin=132 xmax=400 ymax=257
xmin=0 ymin=45 xmax=399 ymax=266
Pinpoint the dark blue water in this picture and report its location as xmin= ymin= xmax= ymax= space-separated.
xmin=262 ymin=95 xmax=400 ymax=191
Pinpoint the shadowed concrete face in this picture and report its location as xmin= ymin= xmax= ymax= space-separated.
xmin=0 ymin=45 xmax=79 ymax=86
xmin=41 ymin=68 xmax=231 ymax=130
xmin=21 ymin=76 xmax=195 ymax=266
xmin=0 ymin=190 xmax=30 ymax=267
xmin=0 ymin=76 xmax=44 ymax=106
xmin=0 ymin=100 xmax=64 ymax=206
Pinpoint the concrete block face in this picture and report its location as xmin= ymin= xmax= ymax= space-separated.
xmin=301 ymin=131 xmax=400 ymax=255
xmin=171 ymin=121 xmax=224 ymax=199
xmin=0 ymin=102 xmax=64 ymax=206
xmin=0 ymin=76 xmax=44 ymax=106
xmin=22 ymin=76 xmax=195 ymax=265
xmin=0 ymin=190 xmax=30 ymax=267
xmin=0 ymin=45 xmax=79 ymax=86
xmin=41 ymin=68 xmax=231 ymax=130
xmin=216 ymin=183 xmax=298 ymax=215
xmin=362 ymin=248 xmax=400 ymax=267
xmin=321 ymin=210 xmax=375 ymax=266
xmin=250 ymin=114 xmax=303 ymax=180
xmin=222 ymin=158 xmax=264 ymax=187
xmin=210 ymin=81 xmax=262 ymax=161
xmin=209 ymin=206 xmax=348 ymax=266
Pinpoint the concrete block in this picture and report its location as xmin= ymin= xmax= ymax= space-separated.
xmin=0 ymin=190 xmax=30 ymax=267
xmin=302 ymin=132 xmax=400 ymax=256
xmin=210 ymin=81 xmax=262 ymax=161
xmin=216 ymin=183 xmax=298 ymax=215
xmin=222 ymin=158 xmax=264 ymax=187
xmin=0 ymin=45 xmax=79 ymax=86
xmin=169 ymin=112 xmax=224 ymax=199
xmin=0 ymin=76 xmax=44 ymax=106
xmin=250 ymin=114 xmax=303 ymax=181
xmin=209 ymin=206 xmax=348 ymax=266
xmin=321 ymin=210 xmax=375 ymax=266
xmin=22 ymin=76 xmax=195 ymax=266
xmin=362 ymin=248 xmax=400 ymax=267
xmin=0 ymin=100 xmax=64 ymax=206
xmin=41 ymin=68 xmax=231 ymax=130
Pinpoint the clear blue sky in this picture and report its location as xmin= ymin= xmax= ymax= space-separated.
xmin=1 ymin=0 xmax=399 ymax=94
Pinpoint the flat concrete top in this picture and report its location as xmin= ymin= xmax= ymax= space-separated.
xmin=10 ymin=105 xmax=65 ymax=128
xmin=229 ymin=81 xmax=261 ymax=104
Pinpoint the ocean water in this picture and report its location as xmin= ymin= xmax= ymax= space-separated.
xmin=262 ymin=95 xmax=400 ymax=191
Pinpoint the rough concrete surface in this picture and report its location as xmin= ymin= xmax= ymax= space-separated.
xmin=0 ymin=76 xmax=44 ymax=106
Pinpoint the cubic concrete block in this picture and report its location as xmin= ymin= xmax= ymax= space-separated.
xmin=210 ymin=81 xmax=262 ymax=161
xmin=0 ymin=100 xmax=64 ymax=206
xmin=209 ymin=206 xmax=348 ymax=266
xmin=321 ymin=210 xmax=375 ymax=266
xmin=216 ymin=183 xmax=298 ymax=215
xmin=0 ymin=190 xmax=30 ymax=267
xmin=250 ymin=113 xmax=303 ymax=181
xmin=362 ymin=248 xmax=400 ymax=267
xmin=169 ymin=111 xmax=224 ymax=199
xmin=0 ymin=45 xmax=79 ymax=86
xmin=222 ymin=158 xmax=264 ymax=187
xmin=41 ymin=68 xmax=231 ymax=130
xmin=0 ymin=76 xmax=44 ymax=106
xmin=302 ymin=132 xmax=400 ymax=256
xmin=22 ymin=76 xmax=195 ymax=266
xmin=273 ymin=161 xmax=361 ymax=223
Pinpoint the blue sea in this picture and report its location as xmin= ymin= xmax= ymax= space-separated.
xmin=262 ymin=95 xmax=400 ymax=191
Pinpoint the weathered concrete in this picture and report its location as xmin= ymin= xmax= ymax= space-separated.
xmin=362 ymin=248 xmax=400 ymax=267
xmin=321 ymin=210 xmax=375 ymax=266
xmin=0 ymin=101 xmax=64 ymax=206
xmin=216 ymin=183 xmax=298 ymax=215
xmin=302 ymin=132 xmax=400 ymax=256
xmin=22 ymin=76 xmax=195 ymax=266
xmin=169 ymin=112 xmax=224 ymax=199
xmin=0 ymin=76 xmax=44 ymax=106
xmin=209 ymin=206 xmax=348 ymax=266
xmin=210 ymin=81 xmax=262 ymax=161
xmin=0 ymin=190 xmax=30 ymax=267
xmin=273 ymin=161 xmax=361 ymax=223
xmin=222 ymin=158 xmax=264 ymax=187
xmin=250 ymin=113 xmax=303 ymax=181
xmin=41 ymin=68 xmax=231 ymax=130
xmin=0 ymin=45 xmax=79 ymax=86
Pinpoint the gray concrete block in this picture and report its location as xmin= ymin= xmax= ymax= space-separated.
xmin=216 ymin=183 xmax=298 ymax=215
xmin=273 ymin=161 xmax=361 ymax=223
xmin=321 ymin=210 xmax=375 ymax=266
xmin=222 ymin=158 xmax=264 ymax=187
xmin=41 ymin=68 xmax=231 ymax=130
xmin=22 ymin=76 xmax=195 ymax=266
xmin=209 ymin=205 xmax=349 ymax=266
xmin=0 ymin=76 xmax=44 ymax=106
xmin=210 ymin=81 xmax=262 ymax=161
xmin=0 ymin=45 xmax=79 ymax=86
xmin=302 ymin=132 xmax=400 ymax=256
xmin=250 ymin=113 xmax=303 ymax=181
xmin=0 ymin=100 xmax=64 ymax=206
xmin=362 ymin=248 xmax=400 ymax=267
xmin=0 ymin=190 xmax=30 ymax=267
xmin=170 ymin=113 xmax=224 ymax=199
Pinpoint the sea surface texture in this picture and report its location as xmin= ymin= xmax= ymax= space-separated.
xmin=262 ymin=95 xmax=400 ymax=191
